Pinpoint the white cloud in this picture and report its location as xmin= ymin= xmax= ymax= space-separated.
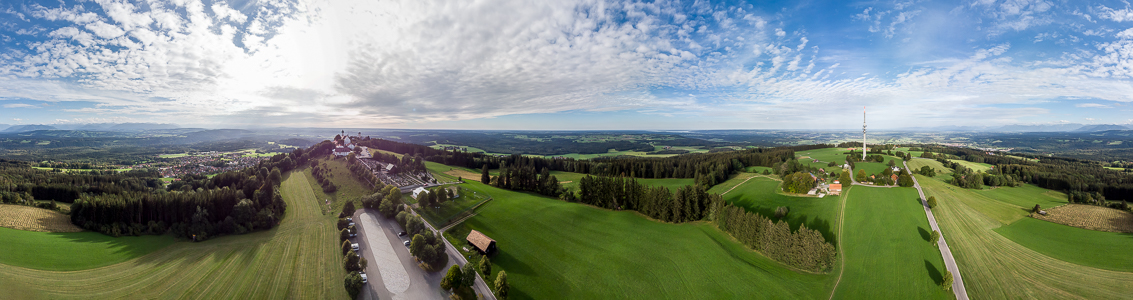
xmin=1076 ymin=103 xmax=1109 ymax=108
xmin=1096 ymin=5 xmax=1133 ymax=22
xmin=2 ymin=103 xmax=36 ymax=108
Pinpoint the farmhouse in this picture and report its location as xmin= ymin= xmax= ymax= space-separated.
xmin=466 ymin=230 xmax=497 ymax=254
xmin=829 ymin=183 xmax=842 ymax=195
xmin=333 ymin=146 xmax=351 ymax=157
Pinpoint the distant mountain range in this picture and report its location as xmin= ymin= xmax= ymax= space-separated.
xmin=905 ymin=123 xmax=1131 ymax=132
xmin=1 ymin=123 xmax=180 ymax=133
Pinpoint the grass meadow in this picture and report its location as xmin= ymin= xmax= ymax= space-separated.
xmin=832 ymin=186 xmax=953 ymax=300
xmin=710 ymin=176 xmax=841 ymax=242
xmin=918 ymin=174 xmax=1133 ymax=299
xmin=0 ymin=227 xmax=176 ymax=271
xmin=994 ymin=218 xmax=1133 ymax=272
xmin=446 ymin=181 xmax=837 ymax=299
xmin=0 ymin=171 xmax=348 ymax=299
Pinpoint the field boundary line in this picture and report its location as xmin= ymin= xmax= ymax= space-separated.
xmin=828 ymin=184 xmax=850 ymax=300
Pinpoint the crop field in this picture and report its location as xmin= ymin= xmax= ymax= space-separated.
xmin=710 ymin=176 xmax=841 ymax=242
xmin=995 ymin=218 xmax=1133 ymax=272
xmin=918 ymin=175 xmax=1133 ymax=299
xmin=0 ymin=172 xmax=348 ymax=299
xmin=0 ymin=204 xmax=82 ymax=232
xmin=947 ymin=159 xmax=992 ymax=172
xmin=448 ymin=181 xmax=837 ymax=299
xmin=832 ymin=186 xmax=952 ymax=300
xmin=1032 ymin=204 xmax=1133 ymax=233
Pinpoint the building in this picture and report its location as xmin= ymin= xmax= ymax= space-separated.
xmin=466 ymin=230 xmax=497 ymax=254
xmin=411 ymin=187 xmax=427 ymax=199
xmin=829 ymin=183 xmax=842 ymax=195
xmin=333 ymin=146 xmax=351 ymax=157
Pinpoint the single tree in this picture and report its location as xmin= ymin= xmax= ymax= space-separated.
xmin=495 ymin=271 xmax=510 ymax=300
xmin=340 ymin=228 xmax=350 ymax=242
xmin=479 ymin=256 xmax=492 ymax=277
xmin=410 ymin=234 xmax=426 ymax=257
xmin=461 ymin=261 xmax=477 ymax=288
xmin=342 ymin=240 xmax=351 ymax=256
xmin=481 ymin=164 xmax=491 ymax=184
xmin=441 ymin=264 xmax=463 ymax=291
xmin=839 ymin=171 xmax=852 ymax=184
xmin=1032 ymin=204 xmax=1041 ymax=213
xmin=359 ymin=257 xmax=368 ymax=272
xmin=344 ymin=271 xmax=363 ymax=298
xmin=855 ymin=169 xmax=867 ymax=182
xmin=379 ymin=197 xmax=398 ymax=217
xmin=941 ymin=270 xmax=954 ymax=291
xmin=343 ymin=249 xmax=361 ymax=272
xmin=930 ymin=230 xmax=940 ymax=244
xmin=927 ymin=196 xmax=938 ymax=209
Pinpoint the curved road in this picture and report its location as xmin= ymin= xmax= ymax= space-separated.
xmin=905 ymin=160 xmax=969 ymax=300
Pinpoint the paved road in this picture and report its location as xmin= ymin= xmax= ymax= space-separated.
xmin=352 ymin=209 xmax=446 ymax=300
xmin=905 ymin=161 xmax=969 ymax=300
xmin=410 ymin=207 xmax=498 ymax=300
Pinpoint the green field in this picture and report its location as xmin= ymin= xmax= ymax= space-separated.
xmin=995 ymin=218 xmax=1133 ymax=272
xmin=0 ymin=172 xmax=348 ymax=299
xmin=832 ymin=186 xmax=952 ymax=299
xmin=416 ymin=185 xmax=491 ymax=227
xmin=0 ymin=227 xmax=176 ymax=271
xmin=947 ymin=159 xmax=992 ymax=172
xmin=906 ymin=158 xmax=952 ymax=180
xmin=853 ymin=162 xmax=898 ymax=177
xmin=448 ymin=181 xmax=837 ymax=299
xmin=711 ymin=176 xmax=840 ymax=242
xmin=797 ymin=148 xmax=853 ymax=165
xmin=308 ymin=157 xmax=377 ymax=213
xmin=918 ymin=174 xmax=1133 ymax=299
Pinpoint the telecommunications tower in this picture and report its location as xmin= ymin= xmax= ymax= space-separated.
xmin=862 ymin=106 xmax=867 ymax=161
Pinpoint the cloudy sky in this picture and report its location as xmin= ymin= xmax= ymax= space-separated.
xmin=2 ymin=0 xmax=1133 ymax=130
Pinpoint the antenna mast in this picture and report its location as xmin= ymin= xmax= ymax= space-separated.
xmin=862 ymin=106 xmax=867 ymax=161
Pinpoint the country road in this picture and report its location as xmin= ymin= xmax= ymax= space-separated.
xmin=905 ymin=160 xmax=969 ymax=300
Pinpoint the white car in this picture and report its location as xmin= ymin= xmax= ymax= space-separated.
xmin=360 ymin=272 xmax=368 ymax=283
xmin=351 ymin=243 xmax=360 ymax=251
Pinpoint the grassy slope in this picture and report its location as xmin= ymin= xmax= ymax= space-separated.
xmin=994 ymin=218 xmax=1133 ymax=272
xmin=833 ymin=186 xmax=952 ymax=300
xmin=417 ymin=185 xmax=490 ymax=226
xmin=712 ymin=176 xmax=840 ymax=242
xmin=918 ymin=174 xmax=1133 ymax=299
xmin=947 ymin=159 xmax=992 ymax=172
xmin=0 ymin=172 xmax=347 ymax=299
xmin=973 ymin=185 xmax=1066 ymax=211
xmin=907 ymin=159 xmax=953 ymax=181
xmin=454 ymin=181 xmax=836 ymax=299
xmin=0 ymin=227 xmax=176 ymax=271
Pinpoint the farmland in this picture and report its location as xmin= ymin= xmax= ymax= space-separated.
xmin=1031 ymin=204 xmax=1133 ymax=233
xmin=995 ymin=218 xmax=1133 ymax=272
xmin=831 ymin=186 xmax=952 ymax=299
xmin=918 ymin=174 xmax=1133 ymax=299
xmin=0 ymin=172 xmax=347 ymax=299
xmin=445 ymin=181 xmax=837 ymax=299
xmin=947 ymin=159 xmax=992 ymax=172
xmin=0 ymin=226 xmax=176 ymax=271
xmin=0 ymin=204 xmax=82 ymax=232
xmin=907 ymin=158 xmax=952 ymax=180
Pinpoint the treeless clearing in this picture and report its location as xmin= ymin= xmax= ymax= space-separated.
xmin=1034 ymin=204 xmax=1133 ymax=233
xmin=444 ymin=169 xmax=482 ymax=180
xmin=0 ymin=204 xmax=82 ymax=232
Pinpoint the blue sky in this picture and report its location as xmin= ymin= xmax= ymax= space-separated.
xmin=2 ymin=0 xmax=1133 ymax=130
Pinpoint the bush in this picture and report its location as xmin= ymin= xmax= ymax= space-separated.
xmin=344 ymin=271 xmax=363 ymax=298
xmin=941 ymin=270 xmax=953 ymax=291
xmin=774 ymin=206 xmax=789 ymax=219
xmin=479 ymin=256 xmax=492 ymax=277
xmin=1032 ymin=204 xmax=1041 ymax=213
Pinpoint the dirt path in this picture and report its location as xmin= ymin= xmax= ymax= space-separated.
xmin=827 ymin=181 xmax=850 ymax=300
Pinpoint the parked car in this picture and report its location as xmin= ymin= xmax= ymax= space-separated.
xmin=351 ymin=243 xmax=360 ymax=251
xmin=349 ymin=232 xmax=357 ymax=238
xmin=346 ymin=217 xmax=352 ymax=222
xmin=403 ymin=240 xmax=410 ymax=247
xmin=348 ymin=222 xmax=355 ymax=227
xmin=360 ymin=272 xmax=368 ymax=283
xmin=398 ymin=231 xmax=406 ymax=237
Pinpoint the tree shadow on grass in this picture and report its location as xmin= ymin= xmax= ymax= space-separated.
xmin=918 ymin=227 xmax=930 ymax=242
xmin=924 ymin=260 xmax=943 ymax=285
xmin=492 ymin=250 xmax=536 ymax=277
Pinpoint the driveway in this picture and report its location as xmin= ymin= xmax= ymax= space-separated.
xmin=352 ymin=209 xmax=446 ymax=300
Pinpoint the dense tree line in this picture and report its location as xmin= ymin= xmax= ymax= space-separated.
xmin=0 ymin=159 xmax=162 ymax=202
xmin=577 ymin=176 xmax=717 ymax=223
xmin=714 ymin=202 xmax=837 ymax=272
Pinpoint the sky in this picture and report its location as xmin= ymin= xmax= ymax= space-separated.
xmin=2 ymin=0 xmax=1133 ymax=130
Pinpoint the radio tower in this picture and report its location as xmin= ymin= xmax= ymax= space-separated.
xmin=862 ymin=106 xmax=867 ymax=161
